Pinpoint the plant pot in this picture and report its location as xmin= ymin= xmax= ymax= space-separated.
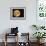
xmin=40 ymin=39 xmax=45 ymax=43
xmin=37 ymin=39 xmax=40 ymax=43
xmin=37 ymin=39 xmax=45 ymax=44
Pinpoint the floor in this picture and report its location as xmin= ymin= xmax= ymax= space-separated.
xmin=0 ymin=42 xmax=46 ymax=46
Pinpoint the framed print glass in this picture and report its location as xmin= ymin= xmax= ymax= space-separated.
xmin=37 ymin=0 xmax=46 ymax=17
xmin=36 ymin=0 xmax=46 ymax=26
xmin=10 ymin=7 xmax=26 ymax=20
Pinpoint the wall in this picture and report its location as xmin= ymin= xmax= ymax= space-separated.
xmin=0 ymin=0 xmax=36 ymax=42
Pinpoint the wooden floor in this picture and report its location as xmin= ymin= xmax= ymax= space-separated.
xmin=0 ymin=42 xmax=46 ymax=46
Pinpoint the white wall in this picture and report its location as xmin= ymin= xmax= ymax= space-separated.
xmin=0 ymin=0 xmax=36 ymax=42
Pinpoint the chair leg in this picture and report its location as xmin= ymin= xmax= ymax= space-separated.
xmin=4 ymin=41 xmax=7 ymax=46
xmin=4 ymin=33 xmax=7 ymax=46
xmin=17 ymin=34 xmax=18 ymax=46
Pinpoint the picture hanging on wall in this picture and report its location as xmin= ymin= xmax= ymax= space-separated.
xmin=37 ymin=0 xmax=46 ymax=18
xmin=10 ymin=7 xmax=26 ymax=20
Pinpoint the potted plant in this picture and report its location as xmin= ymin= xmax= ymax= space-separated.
xmin=33 ymin=32 xmax=46 ymax=43
xmin=32 ymin=24 xmax=45 ymax=30
xmin=40 ymin=26 xmax=45 ymax=29
xmin=32 ymin=25 xmax=39 ymax=30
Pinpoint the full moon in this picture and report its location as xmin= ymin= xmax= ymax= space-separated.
xmin=14 ymin=10 xmax=20 ymax=17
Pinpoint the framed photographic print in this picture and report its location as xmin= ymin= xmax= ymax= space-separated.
xmin=36 ymin=0 xmax=46 ymax=26
xmin=10 ymin=7 xmax=26 ymax=20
